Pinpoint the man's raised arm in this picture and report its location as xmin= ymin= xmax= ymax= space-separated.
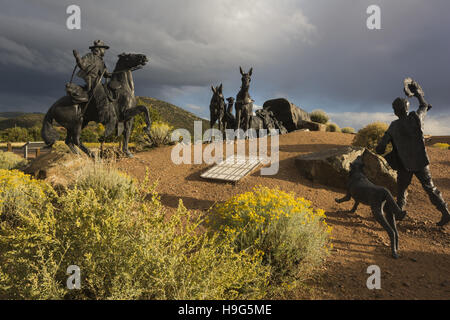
xmin=415 ymin=93 xmax=432 ymax=121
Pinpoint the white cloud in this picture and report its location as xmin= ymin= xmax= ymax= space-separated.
xmin=422 ymin=115 xmax=450 ymax=136
xmin=329 ymin=112 xmax=396 ymax=129
xmin=186 ymin=104 xmax=202 ymax=111
xmin=329 ymin=112 xmax=450 ymax=135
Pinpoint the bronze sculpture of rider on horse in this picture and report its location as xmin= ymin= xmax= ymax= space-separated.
xmin=42 ymin=40 xmax=151 ymax=158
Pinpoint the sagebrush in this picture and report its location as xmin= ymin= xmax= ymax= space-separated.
xmin=353 ymin=121 xmax=391 ymax=153
xmin=341 ymin=127 xmax=355 ymax=134
xmin=0 ymin=151 xmax=27 ymax=170
xmin=148 ymin=121 xmax=173 ymax=147
xmin=309 ymin=110 xmax=329 ymax=124
xmin=326 ymin=123 xmax=341 ymax=132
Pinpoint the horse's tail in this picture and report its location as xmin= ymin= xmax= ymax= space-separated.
xmin=41 ymin=107 xmax=59 ymax=147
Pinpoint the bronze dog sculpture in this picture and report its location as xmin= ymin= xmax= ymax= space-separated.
xmin=335 ymin=157 xmax=407 ymax=259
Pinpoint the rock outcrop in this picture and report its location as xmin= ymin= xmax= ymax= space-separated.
xmin=295 ymin=146 xmax=397 ymax=195
xmin=299 ymin=120 xmax=327 ymax=132
xmin=262 ymin=98 xmax=310 ymax=132
xmin=23 ymin=147 xmax=92 ymax=188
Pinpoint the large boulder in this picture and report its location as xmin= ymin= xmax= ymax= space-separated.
xmin=295 ymin=146 xmax=397 ymax=195
xmin=262 ymin=98 xmax=310 ymax=132
xmin=361 ymin=149 xmax=398 ymax=195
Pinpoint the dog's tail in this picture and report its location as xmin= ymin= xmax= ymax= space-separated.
xmin=385 ymin=191 xmax=407 ymax=221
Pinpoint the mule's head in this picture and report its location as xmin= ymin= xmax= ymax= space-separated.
xmin=210 ymin=84 xmax=225 ymax=111
xmin=115 ymin=53 xmax=148 ymax=72
xmin=239 ymin=66 xmax=253 ymax=89
xmin=211 ymin=84 xmax=224 ymax=101
xmin=349 ymin=156 xmax=364 ymax=175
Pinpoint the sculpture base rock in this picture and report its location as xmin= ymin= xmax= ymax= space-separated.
xmin=295 ymin=146 xmax=397 ymax=195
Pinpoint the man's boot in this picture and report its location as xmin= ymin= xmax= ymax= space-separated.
xmin=437 ymin=206 xmax=450 ymax=227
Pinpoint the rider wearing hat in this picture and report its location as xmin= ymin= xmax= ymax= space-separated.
xmin=72 ymin=40 xmax=116 ymax=132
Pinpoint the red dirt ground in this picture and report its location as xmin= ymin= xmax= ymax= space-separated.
xmin=115 ymin=131 xmax=450 ymax=300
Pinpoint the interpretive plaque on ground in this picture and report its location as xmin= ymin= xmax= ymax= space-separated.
xmin=200 ymin=155 xmax=262 ymax=182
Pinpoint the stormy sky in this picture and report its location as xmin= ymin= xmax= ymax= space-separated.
xmin=0 ymin=0 xmax=449 ymax=134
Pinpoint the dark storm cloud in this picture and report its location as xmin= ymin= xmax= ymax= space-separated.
xmin=0 ymin=0 xmax=449 ymax=133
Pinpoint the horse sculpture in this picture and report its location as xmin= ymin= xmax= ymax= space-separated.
xmin=209 ymin=84 xmax=226 ymax=133
xmin=42 ymin=53 xmax=151 ymax=158
xmin=235 ymin=67 xmax=254 ymax=133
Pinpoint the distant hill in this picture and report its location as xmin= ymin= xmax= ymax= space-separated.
xmin=137 ymin=97 xmax=210 ymax=136
xmin=0 ymin=113 xmax=45 ymax=130
xmin=0 ymin=99 xmax=210 ymax=137
xmin=0 ymin=112 xmax=30 ymax=119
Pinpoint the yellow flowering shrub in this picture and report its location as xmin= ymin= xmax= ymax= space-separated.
xmin=432 ymin=143 xmax=449 ymax=150
xmin=0 ymin=169 xmax=269 ymax=299
xmin=0 ymin=169 xmax=55 ymax=227
xmin=0 ymin=169 xmax=60 ymax=299
xmin=210 ymin=186 xmax=332 ymax=292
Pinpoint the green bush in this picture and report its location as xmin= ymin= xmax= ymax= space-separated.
xmin=209 ymin=186 xmax=332 ymax=294
xmin=0 ymin=169 xmax=269 ymax=299
xmin=341 ymin=127 xmax=355 ymax=134
xmin=309 ymin=110 xmax=329 ymax=124
xmin=28 ymin=125 xmax=42 ymax=141
xmin=0 ymin=127 xmax=30 ymax=142
xmin=326 ymin=123 xmax=341 ymax=132
xmin=0 ymin=151 xmax=28 ymax=170
xmin=353 ymin=121 xmax=390 ymax=153
xmin=80 ymin=127 xmax=100 ymax=143
xmin=130 ymin=100 xmax=161 ymax=143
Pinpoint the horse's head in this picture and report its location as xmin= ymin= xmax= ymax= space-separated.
xmin=115 ymin=52 xmax=148 ymax=72
xmin=239 ymin=66 xmax=253 ymax=89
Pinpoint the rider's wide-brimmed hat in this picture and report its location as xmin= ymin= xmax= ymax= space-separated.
xmin=89 ymin=40 xmax=110 ymax=50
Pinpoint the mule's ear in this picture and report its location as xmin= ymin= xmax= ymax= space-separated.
xmin=248 ymin=68 xmax=253 ymax=76
xmin=219 ymin=83 xmax=223 ymax=92
xmin=211 ymin=85 xmax=216 ymax=94
xmin=239 ymin=66 xmax=244 ymax=75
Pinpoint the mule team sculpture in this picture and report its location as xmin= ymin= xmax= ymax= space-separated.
xmin=209 ymin=67 xmax=287 ymax=136
xmin=41 ymin=41 xmax=449 ymax=245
